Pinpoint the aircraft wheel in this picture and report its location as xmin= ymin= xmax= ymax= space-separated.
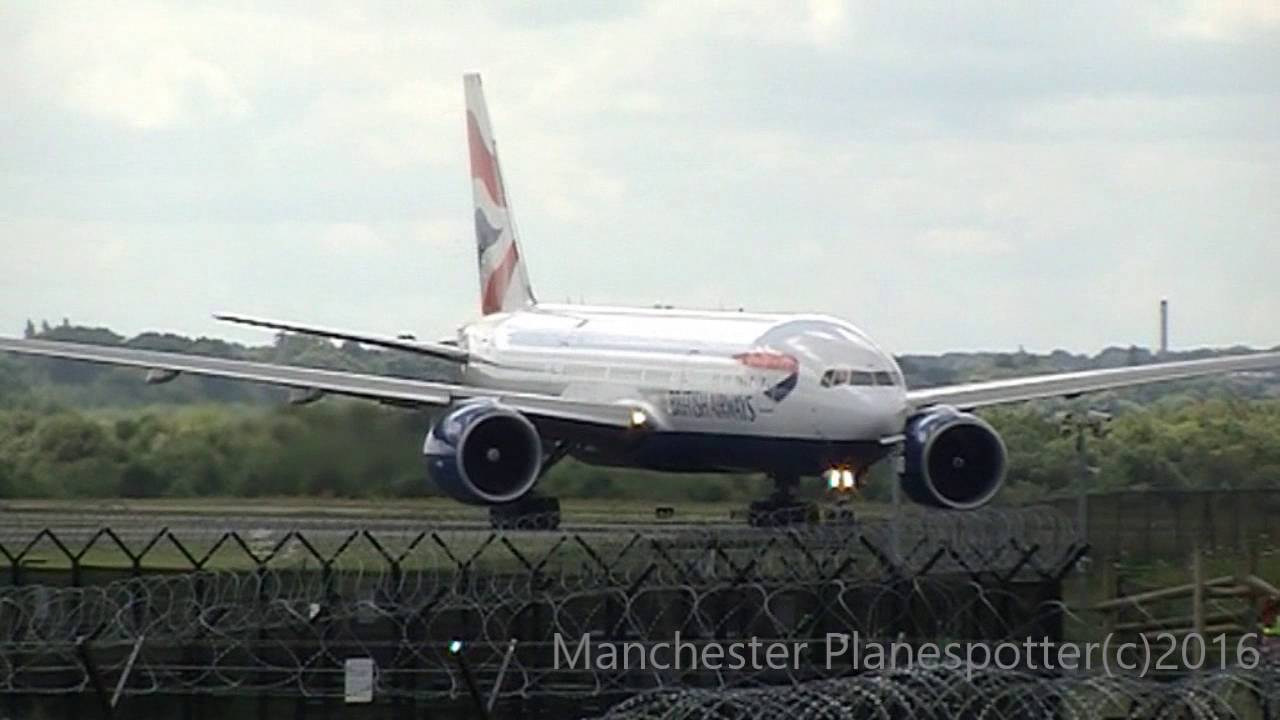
xmin=490 ymin=494 xmax=561 ymax=531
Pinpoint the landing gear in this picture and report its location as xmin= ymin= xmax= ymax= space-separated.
xmin=490 ymin=494 xmax=561 ymax=531
xmin=826 ymin=499 xmax=857 ymax=525
xmin=747 ymin=475 xmax=819 ymax=528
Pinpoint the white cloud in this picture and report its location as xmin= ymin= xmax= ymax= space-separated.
xmin=1164 ymin=0 xmax=1280 ymax=42
xmin=316 ymin=223 xmax=386 ymax=255
xmin=807 ymin=0 xmax=852 ymax=48
xmin=0 ymin=2 xmax=1276 ymax=353
xmin=15 ymin=5 xmax=252 ymax=129
xmin=918 ymin=228 xmax=1014 ymax=256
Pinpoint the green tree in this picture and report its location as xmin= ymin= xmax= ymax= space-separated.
xmin=120 ymin=462 xmax=166 ymax=498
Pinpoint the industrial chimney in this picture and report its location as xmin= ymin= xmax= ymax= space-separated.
xmin=1159 ymin=299 xmax=1169 ymax=355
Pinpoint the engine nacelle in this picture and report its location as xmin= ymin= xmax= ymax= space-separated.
xmin=424 ymin=401 xmax=543 ymax=505
xmin=900 ymin=405 xmax=1007 ymax=510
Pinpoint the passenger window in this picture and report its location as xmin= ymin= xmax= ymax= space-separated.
xmin=611 ymin=367 xmax=642 ymax=382
xmin=643 ymin=370 xmax=673 ymax=385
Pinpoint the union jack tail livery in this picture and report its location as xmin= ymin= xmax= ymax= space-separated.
xmin=466 ymin=73 xmax=535 ymax=315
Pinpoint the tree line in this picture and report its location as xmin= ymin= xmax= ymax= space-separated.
xmin=0 ymin=322 xmax=1276 ymax=502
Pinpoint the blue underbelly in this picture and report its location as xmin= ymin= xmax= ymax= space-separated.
xmin=571 ymin=432 xmax=889 ymax=477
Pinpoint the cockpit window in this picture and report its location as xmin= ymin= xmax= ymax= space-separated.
xmin=821 ymin=367 xmax=884 ymax=387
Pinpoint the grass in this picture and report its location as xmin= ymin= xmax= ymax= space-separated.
xmin=10 ymin=533 xmax=616 ymax=573
xmin=0 ymin=495 xmax=898 ymax=573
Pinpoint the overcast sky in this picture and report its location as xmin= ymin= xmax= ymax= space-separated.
xmin=1 ymin=1 xmax=1276 ymax=354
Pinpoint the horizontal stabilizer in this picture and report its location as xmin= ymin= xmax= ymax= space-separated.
xmin=215 ymin=313 xmax=469 ymax=364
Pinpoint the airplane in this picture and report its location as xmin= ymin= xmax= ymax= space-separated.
xmin=3 ymin=73 xmax=1278 ymax=529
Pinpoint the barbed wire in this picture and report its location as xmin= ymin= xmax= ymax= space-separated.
xmin=0 ymin=509 xmax=1086 ymax=704
xmin=0 ymin=581 xmax=1077 ymax=700
xmin=7 ymin=507 xmax=1268 ymax=717
xmin=595 ymin=664 xmax=1280 ymax=719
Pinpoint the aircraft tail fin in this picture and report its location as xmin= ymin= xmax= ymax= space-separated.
xmin=465 ymin=73 xmax=535 ymax=315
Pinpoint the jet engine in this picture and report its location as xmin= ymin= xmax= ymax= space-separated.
xmin=899 ymin=405 xmax=1006 ymax=510
xmin=424 ymin=400 xmax=543 ymax=505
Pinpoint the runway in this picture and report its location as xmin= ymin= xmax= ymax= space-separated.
xmin=0 ymin=501 xmax=733 ymax=545
xmin=0 ymin=499 xmax=1078 ymax=557
xmin=0 ymin=499 xmax=819 ymax=556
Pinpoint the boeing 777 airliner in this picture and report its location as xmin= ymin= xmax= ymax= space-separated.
xmin=3 ymin=74 xmax=1278 ymax=528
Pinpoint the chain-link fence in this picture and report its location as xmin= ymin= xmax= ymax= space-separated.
xmin=0 ymin=508 xmax=1089 ymax=718
xmin=4 ymin=504 xmax=1276 ymax=718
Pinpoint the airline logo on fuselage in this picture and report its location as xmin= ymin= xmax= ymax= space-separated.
xmin=734 ymin=350 xmax=800 ymax=403
xmin=667 ymin=391 xmax=757 ymax=422
xmin=663 ymin=351 xmax=799 ymax=423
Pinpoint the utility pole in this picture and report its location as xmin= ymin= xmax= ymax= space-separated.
xmin=1075 ymin=426 xmax=1088 ymax=539
xmin=891 ymin=443 xmax=905 ymax=564
xmin=1057 ymin=410 xmax=1112 ymax=542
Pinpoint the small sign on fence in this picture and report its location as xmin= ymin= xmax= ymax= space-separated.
xmin=344 ymin=658 xmax=375 ymax=704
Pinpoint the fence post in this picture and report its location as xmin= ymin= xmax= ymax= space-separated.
xmin=1191 ymin=543 xmax=1205 ymax=640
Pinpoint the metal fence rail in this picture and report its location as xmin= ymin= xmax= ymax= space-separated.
xmin=1045 ymin=489 xmax=1280 ymax=558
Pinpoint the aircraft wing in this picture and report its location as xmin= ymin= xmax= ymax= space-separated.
xmin=214 ymin=313 xmax=469 ymax=363
xmin=906 ymin=351 xmax=1280 ymax=410
xmin=0 ymin=337 xmax=637 ymax=428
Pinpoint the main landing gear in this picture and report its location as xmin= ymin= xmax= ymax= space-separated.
xmin=747 ymin=475 xmax=820 ymax=528
xmin=490 ymin=494 xmax=561 ymax=531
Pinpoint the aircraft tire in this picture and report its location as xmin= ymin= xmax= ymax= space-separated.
xmin=489 ymin=494 xmax=561 ymax=531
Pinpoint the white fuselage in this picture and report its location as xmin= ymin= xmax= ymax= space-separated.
xmin=453 ymin=304 xmax=909 ymax=475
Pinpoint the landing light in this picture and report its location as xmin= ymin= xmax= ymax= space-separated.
xmin=629 ymin=408 xmax=649 ymax=428
xmin=448 ymin=640 xmax=464 ymax=655
xmin=827 ymin=468 xmax=857 ymax=491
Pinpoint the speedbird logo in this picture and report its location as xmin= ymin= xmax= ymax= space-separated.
xmin=734 ymin=351 xmax=800 ymax=403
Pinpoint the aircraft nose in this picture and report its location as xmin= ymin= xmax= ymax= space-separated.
xmin=873 ymin=393 xmax=909 ymax=437
xmin=836 ymin=387 xmax=907 ymax=440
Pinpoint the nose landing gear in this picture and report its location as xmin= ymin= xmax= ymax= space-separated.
xmin=746 ymin=475 xmax=820 ymax=527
